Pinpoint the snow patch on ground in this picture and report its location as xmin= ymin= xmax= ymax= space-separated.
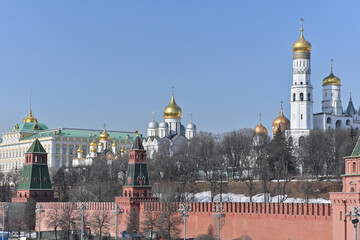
xmin=186 ymin=191 xmax=331 ymax=204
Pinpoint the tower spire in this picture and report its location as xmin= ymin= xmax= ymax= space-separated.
xmin=190 ymin=113 xmax=193 ymax=124
xmin=259 ymin=112 xmax=262 ymax=124
xmin=152 ymin=111 xmax=155 ymax=121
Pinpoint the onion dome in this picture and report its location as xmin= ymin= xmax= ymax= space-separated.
xmin=254 ymin=114 xmax=267 ymax=135
xmin=272 ymin=107 xmax=290 ymax=135
xmin=112 ymin=141 xmax=117 ymax=147
xmin=99 ymin=129 xmax=110 ymax=140
xmin=120 ymin=147 xmax=125 ymax=153
xmin=148 ymin=111 xmax=159 ymax=129
xmin=292 ymin=27 xmax=311 ymax=53
xmin=90 ymin=140 xmax=97 ymax=147
xmin=23 ymin=110 xmax=38 ymax=123
xmin=159 ymin=121 xmax=168 ymax=128
xmin=186 ymin=122 xmax=196 ymax=130
xmin=77 ymin=146 xmax=83 ymax=153
xmin=91 ymin=148 xmax=97 ymax=153
xmin=323 ymin=60 xmax=341 ymax=86
xmin=164 ymin=94 xmax=182 ymax=119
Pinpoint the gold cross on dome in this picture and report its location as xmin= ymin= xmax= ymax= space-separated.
xmin=259 ymin=113 xmax=262 ymax=123
xmin=280 ymin=100 xmax=283 ymax=110
xmin=331 ymin=59 xmax=334 ymax=72
xmin=300 ymin=18 xmax=304 ymax=29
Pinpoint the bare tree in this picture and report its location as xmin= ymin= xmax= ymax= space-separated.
xmin=46 ymin=206 xmax=62 ymax=240
xmin=155 ymin=204 xmax=182 ymax=240
xmin=58 ymin=206 xmax=78 ymax=239
xmin=90 ymin=210 xmax=111 ymax=240
xmin=141 ymin=210 xmax=159 ymax=240
xmin=127 ymin=207 xmax=140 ymax=236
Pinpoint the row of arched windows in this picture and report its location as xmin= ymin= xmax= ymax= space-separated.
xmin=292 ymin=93 xmax=311 ymax=101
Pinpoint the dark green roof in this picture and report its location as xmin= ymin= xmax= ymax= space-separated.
xmin=352 ymin=137 xmax=360 ymax=156
xmin=18 ymin=164 xmax=53 ymax=190
xmin=132 ymin=135 xmax=144 ymax=150
xmin=345 ymin=97 xmax=357 ymax=115
xmin=125 ymin=163 xmax=150 ymax=187
xmin=26 ymin=139 xmax=46 ymax=154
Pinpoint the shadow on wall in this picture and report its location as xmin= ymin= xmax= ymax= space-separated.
xmin=234 ymin=236 xmax=253 ymax=240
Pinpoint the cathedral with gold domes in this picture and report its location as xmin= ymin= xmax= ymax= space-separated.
xmin=254 ymin=20 xmax=360 ymax=143
xmin=143 ymin=93 xmax=196 ymax=158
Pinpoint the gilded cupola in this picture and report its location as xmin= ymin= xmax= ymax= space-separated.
xmin=77 ymin=146 xmax=83 ymax=153
xmin=323 ymin=59 xmax=341 ymax=86
xmin=164 ymin=93 xmax=182 ymax=119
xmin=99 ymin=129 xmax=110 ymax=140
xmin=292 ymin=19 xmax=311 ymax=53
xmin=23 ymin=110 xmax=38 ymax=123
xmin=272 ymin=106 xmax=290 ymax=135
xmin=254 ymin=114 xmax=268 ymax=136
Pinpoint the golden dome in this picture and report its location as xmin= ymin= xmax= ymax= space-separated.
xmin=90 ymin=140 xmax=97 ymax=147
xmin=120 ymin=147 xmax=125 ymax=153
xmin=77 ymin=146 xmax=83 ymax=153
xmin=254 ymin=114 xmax=268 ymax=136
xmin=99 ymin=142 xmax=104 ymax=146
xmin=292 ymin=28 xmax=311 ymax=53
xmin=164 ymin=94 xmax=182 ymax=119
xmin=323 ymin=61 xmax=341 ymax=86
xmin=91 ymin=148 xmax=97 ymax=153
xmin=112 ymin=141 xmax=117 ymax=147
xmin=272 ymin=108 xmax=290 ymax=135
xmin=99 ymin=129 xmax=110 ymax=140
xmin=23 ymin=111 xmax=38 ymax=123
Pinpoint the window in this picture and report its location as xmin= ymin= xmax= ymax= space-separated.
xmin=308 ymin=93 xmax=311 ymax=101
xmin=293 ymin=93 xmax=296 ymax=101
xmin=346 ymin=119 xmax=350 ymax=126
xmin=301 ymin=114 xmax=303 ymax=120
xmin=327 ymin=117 xmax=332 ymax=124
xmin=353 ymin=162 xmax=356 ymax=173
xmin=300 ymin=93 xmax=304 ymax=101
xmin=351 ymin=187 xmax=355 ymax=192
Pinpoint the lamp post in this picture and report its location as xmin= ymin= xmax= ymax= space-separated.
xmin=35 ymin=204 xmax=45 ymax=240
xmin=112 ymin=204 xmax=124 ymax=240
xmin=0 ymin=203 xmax=8 ymax=240
xmin=178 ymin=203 xmax=192 ymax=240
xmin=346 ymin=206 xmax=360 ymax=240
xmin=212 ymin=203 xmax=225 ymax=240
xmin=77 ymin=203 xmax=88 ymax=240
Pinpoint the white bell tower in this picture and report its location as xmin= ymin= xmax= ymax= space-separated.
xmin=290 ymin=19 xmax=313 ymax=131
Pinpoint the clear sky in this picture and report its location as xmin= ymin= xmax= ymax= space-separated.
xmin=0 ymin=1 xmax=359 ymax=135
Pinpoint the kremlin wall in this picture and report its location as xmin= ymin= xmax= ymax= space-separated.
xmin=0 ymin=133 xmax=359 ymax=240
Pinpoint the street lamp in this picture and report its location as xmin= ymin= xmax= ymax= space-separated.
xmin=112 ymin=204 xmax=124 ymax=240
xmin=346 ymin=206 xmax=360 ymax=240
xmin=0 ymin=203 xmax=8 ymax=240
xmin=35 ymin=204 xmax=45 ymax=240
xmin=178 ymin=203 xmax=192 ymax=240
xmin=212 ymin=203 xmax=225 ymax=240
xmin=77 ymin=203 xmax=88 ymax=240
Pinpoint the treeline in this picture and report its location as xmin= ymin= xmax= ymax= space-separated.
xmin=0 ymin=127 xmax=357 ymax=203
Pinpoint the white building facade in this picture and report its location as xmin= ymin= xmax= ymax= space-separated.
xmin=143 ymin=93 xmax=197 ymax=158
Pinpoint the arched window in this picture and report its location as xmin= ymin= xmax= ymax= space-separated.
xmin=293 ymin=93 xmax=296 ymax=101
xmin=327 ymin=117 xmax=332 ymax=124
xmin=300 ymin=82 xmax=303 ymax=85
xmin=346 ymin=119 xmax=350 ymax=126
xmin=300 ymin=93 xmax=304 ymax=101
xmin=308 ymin=93 xmax=311 ymax=101
xmin=124 ymin=191 xmax=127 ymax=197
xmin=44 ymin=192 xmax=48 ymax=198
xmin=351 ymin=187 xmax=355 ymax=192
xmin=336 ymin=120 xmax=342 ymax=129
xmin=353 ymin=162 xmax=356 ymax=173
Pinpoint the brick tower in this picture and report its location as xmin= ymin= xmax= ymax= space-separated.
xmin=115 ymin=134 xmax=158 ymax=233
xmin=12 ymin=138 xmax=57 ymax=202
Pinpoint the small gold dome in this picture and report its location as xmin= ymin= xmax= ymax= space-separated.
xmin=323 ymin=61 xmax=341 ymax=85
xmin=112 ymin=141 xmax=117 ymax=147
xmin=90 ymin=140 xmax=97 ymax=147
xmin=164 ymin=94 xmax=182 ymax=119
xmin=91 ymin=148 xmax=97 ymax=153
xmin=254 ymin=123 xmax=268 ymax=136
xmin=120 ymin=147 xmax=125 ymax=153
xmin=272 ymin=108 xmax=290 ymax=135
xmin=77 ymin=146 xmax=83 ymax=153
xmin=292 ymin=28 xmax=311 ymax=53
xmin=23 ymin=111 xmax=38 ymax=123
xmin=99 ymin=142 xmax=104 ymax=146
xmin=99 ymin=129 xmax=110 ymax=140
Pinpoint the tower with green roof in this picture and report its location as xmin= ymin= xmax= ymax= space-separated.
xmin=12 ymin=138 xmax=57 ymax=202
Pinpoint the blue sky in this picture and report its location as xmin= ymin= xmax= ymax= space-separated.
xmin=0 ymin=1 xmax=359 ymax=135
